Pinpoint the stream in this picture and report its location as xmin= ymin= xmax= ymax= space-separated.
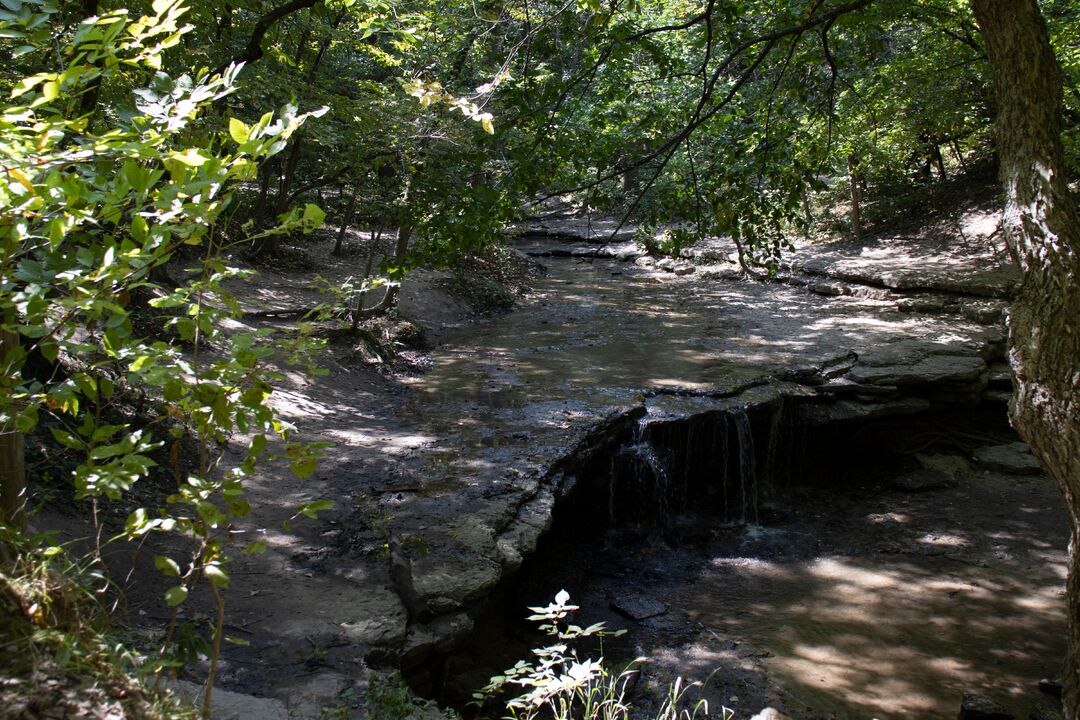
xmin=390 ymin=241 xmax=1066 ymax=719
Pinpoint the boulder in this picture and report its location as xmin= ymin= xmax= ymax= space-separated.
xmin=973 ymin=443 xmax=1042 ymax=475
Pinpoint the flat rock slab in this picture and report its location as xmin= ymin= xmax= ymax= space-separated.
xmin=973 ymin=442 xmax=1042 ymax=475
xmin=846 ymin=355 xmax=987 ymax=387
xmin=611 ymin=594 xmax=668 ymax=621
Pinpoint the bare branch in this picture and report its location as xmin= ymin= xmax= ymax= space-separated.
xmin=214 ymin=0 xmax=324 ymax=75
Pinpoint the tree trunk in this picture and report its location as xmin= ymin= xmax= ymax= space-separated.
xmin=0 ymin=328 xmax=26 ymax=532
xmin=333 ymin=188 xmax=358 ymax=256
xmin=971 ymin=2 xmax=1080 ymax=717
xmin=929 ymin=144 xmax=947 ymax=180
xmin=360 ymin=224 xmax=410 ymax=319
xmin=274 ymin=134 xmax=305 ymax=217
xmin=353 ymin=226 xmax=383 ymax=328
xmin=253 ymin=159 xmax=274 ymax=229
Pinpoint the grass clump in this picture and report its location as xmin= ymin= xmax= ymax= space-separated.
xmin=0 ymin=536 xmax=195 ymax=720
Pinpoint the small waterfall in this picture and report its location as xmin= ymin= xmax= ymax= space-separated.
xmin=603 ymin=406 xmax=766 ymax=529
xmin=712 ymin=414 xmax=730 ymax=519
xmin=607 ymin=417 xmax=672 ymax=528
xmin=733 ymin=409 xmax=758 ymax=524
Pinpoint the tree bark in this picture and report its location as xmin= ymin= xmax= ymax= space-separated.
xmin=971 ymin=2 xmax=1080 ymax=717
xmin=333 ymin=188 xmax=358 ymax=256
xmin=359 ymin=225 xmax=410 ymax=319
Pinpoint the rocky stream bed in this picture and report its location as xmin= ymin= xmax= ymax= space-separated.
xmin=98 ymin=204 xmax=1067 ymax=719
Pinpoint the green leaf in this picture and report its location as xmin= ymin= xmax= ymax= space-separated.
xmin=301 ymin=203 xmax=325 ymax=231
xmin=169 ymin=148 xmax=209 ymax=167
xmin=10 ymin=72 xmax=47 ymax=97
xmin=154 ymin=555 xmax=181 ymax=577
xmin=298 ymin=499 xmax=333 ymax=519
xmin=196 ymin=501 xmax=226 ymax=528
xmin=164 ymin=586 xmax=188 ymax=606
xmin=291 ymin=456 xmax=318 ymax=478
xmin=204 ymin=564 xmax=229 ymax=588
xmin=228 ymin=117 xmax=249 ymax=143
xmin=50 ymin=427 xmax=84 ymax=450
xmin=243 ymin=539 xmax=267 ymax=555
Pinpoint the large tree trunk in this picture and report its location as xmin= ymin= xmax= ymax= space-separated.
xmin=971 ymin=2 xmax=1080 ymax=716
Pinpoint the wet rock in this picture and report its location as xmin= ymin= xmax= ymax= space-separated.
xmin=281 ymin=671 xmax=351 ymax=720
xmin=987 ymin=362 xmax=1013 ymax=388
xmin=958 ymin=693 xmax=1014 ymax=720
xmin=611 ymin=594 xmax=668 ymax=621
xmin=400 ymin=613 xmax=475 ymax=669
xmin=798 ymin=397 xmax=932 ymax=424
xmin=888 ymin=467 xmax=958 ymax=492
xmin=673 ymin=264 xmax=695 ymax=275
xmin=973 ymin=442 xmax=1042 ymax=475
xmin=982 ymin=389 xmax=1013 ymax=404
xmin=164 ymin=680 xmax=289 ymax=720
xmin=897 ymin=297 xmax=948 ymax=313
xmin=846 ymin=355 xmax=987 ymax=388
xmin=635 ymin=256 xmax=657 ymax=268
xmin=961 ymin=300 xmax=1006 ymax=325
xmin=409 ymin=552 xmax=501 ymax=614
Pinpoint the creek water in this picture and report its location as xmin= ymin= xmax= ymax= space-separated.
xmin=395 ymin=247 xmax=1065 ymax=718
xmin=456 ymin=455 xmax=1066 ymax=719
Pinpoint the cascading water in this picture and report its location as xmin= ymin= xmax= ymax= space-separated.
xmin=733 ymin=409 xmax=758 ymax=524
xmin=611 ymin=416 xmax=671 ymax=527
xmin=607 ymin=405 xmax=763 ymax=529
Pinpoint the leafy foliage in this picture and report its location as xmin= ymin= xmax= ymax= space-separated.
xmin=0 ymin=0 xmax=331 ymax=708
xmin=477 ymin=591 xmax=723 ymax=720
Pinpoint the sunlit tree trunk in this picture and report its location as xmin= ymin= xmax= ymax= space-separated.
xmin=971 ymin=2 xmax=1080 ymax=716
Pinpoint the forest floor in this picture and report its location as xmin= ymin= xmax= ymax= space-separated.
xmin=26 ymin=178 xmax=1069 ymax=720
